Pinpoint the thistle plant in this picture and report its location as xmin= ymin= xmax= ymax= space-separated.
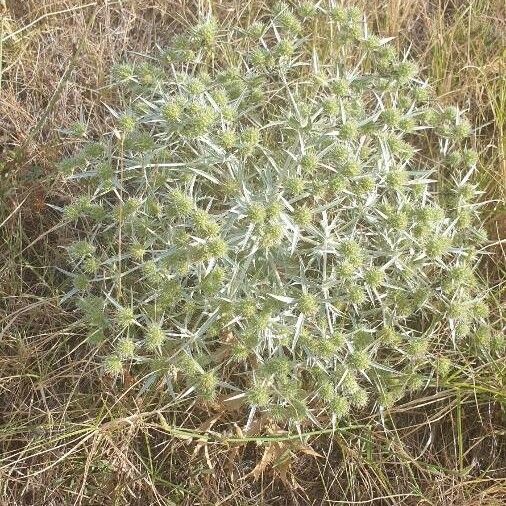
xmin=58 ymin=2 xmax=501 ymax=427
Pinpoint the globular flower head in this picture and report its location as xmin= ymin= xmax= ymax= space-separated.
xmin=68 ymin=241 xmax=96 ymax=260
xmin=380 ymin=326 xmax=402 ymax=347
xmin=349 ymin=349 xmax=372 ymax=371
xmin=103 ymin=355 xmax=123 ymax=376
xmin=73 ymin=273 xmax=91 ymax=292
xmin=115 ymin=337 xmax=136 ymax=359
xmin=339 ymin=239 xmax=363 ymax=267
xmin=285 ymin=176 xmax=306 ymax=196
xmin=247 ymin=383 xmax=271 ymax=407
xmin=300 ymin=151 xmax=319 ymax=173
xmin=205 ymin=238 xmax=229 ymax=259
xmin=115 ymin=307 xmax=136 ymax=328
xmin=349 ymin=386 xmax=369 ymax=409
xmin=247 ymin=21 xmax=265 ymax=39
xmin=425 ymin=236 xmax=452 ymax=259
xmin=293 ymin=204 xmax=314 ymax=227
xmin=386 ymin=168 xmax=408 ymax=190
xmin=247 ymin=202 xmax=267 ymax=224
xmin=145 ymin=323 xmax=166 ymax=350
xmin=260 ymin=223 xmax=283 ymax=249
xmin=195 ymin=370 xmax=219 ymax=401
xmin=364 ymin=267 xmax=384 ymax=289
xmin=297 ymin=293 xmax=319 ymax=316
xmin=329 ymin=395 xmax=350 ymax=419
xmin=348 ymin=285 xmax=366 ymax=305
xmin=193 ymin=18 xmax=218 ymax=47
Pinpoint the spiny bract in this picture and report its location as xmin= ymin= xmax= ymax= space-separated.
xmin=59 ymin=2 xmax=498 ymax=427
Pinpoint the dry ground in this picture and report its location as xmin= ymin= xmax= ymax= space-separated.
xmin=0 ymin=1 xmax=505 ymax=505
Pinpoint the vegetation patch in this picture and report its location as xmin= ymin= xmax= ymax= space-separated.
xmin=58 ymin=2 xmax=501 ymax=428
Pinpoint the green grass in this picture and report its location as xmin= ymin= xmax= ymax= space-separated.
xmin=1 ymin=1 xmax=504 ymax=505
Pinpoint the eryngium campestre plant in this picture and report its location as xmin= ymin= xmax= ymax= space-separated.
xmin=58 ymin=2 xmax=501 ymax=427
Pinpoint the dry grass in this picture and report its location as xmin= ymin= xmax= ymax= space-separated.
xmin=0 ymin=1 xmax=505 ymax=504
